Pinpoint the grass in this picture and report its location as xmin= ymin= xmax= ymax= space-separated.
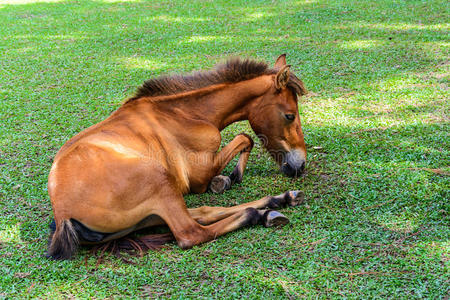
xmin=0 ymin=0 xmax=448 ymax=298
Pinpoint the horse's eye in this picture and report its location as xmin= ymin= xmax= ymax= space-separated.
xmin=285 ymin=114 xmax=295 ymax=121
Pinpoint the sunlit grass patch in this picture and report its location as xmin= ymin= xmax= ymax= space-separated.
xmin=0 ymin=223 xmax=22 ymax=243
xmin=186 ymin=35 xmax=218 ymax=42
xmin=117 ymin=56 xmax=167 ymax=71
xmin=340 ymin=39 xmax=382 ymax=49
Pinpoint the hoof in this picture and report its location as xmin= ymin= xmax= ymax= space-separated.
xmin=209 ymin=175 xmax=231 ymax=193
xmin=286 ymin=190 xmax=305 ymax=206
xmin=229 ymin=167 xmax=243 ymax=185
xmin=269 ymin=190 xmax=306 ymax=208
xmin=263 ymin=210 xmax=290 ymax=228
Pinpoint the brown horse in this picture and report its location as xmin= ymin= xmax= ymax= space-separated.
xmin=47 ymin=54 xmax=308 ymax=259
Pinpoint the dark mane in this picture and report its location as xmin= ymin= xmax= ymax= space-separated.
xmin=126 ymin=58 xmax=307 ymax=103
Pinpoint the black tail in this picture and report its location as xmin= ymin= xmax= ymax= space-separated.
xmin=47 ymin=219 xmax=79 ymax=260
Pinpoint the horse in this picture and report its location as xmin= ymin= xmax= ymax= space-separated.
xmin=47 ymin=54 xmax=308 ymax=259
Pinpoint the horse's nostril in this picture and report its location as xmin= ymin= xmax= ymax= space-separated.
xmin=300 ymin=161 xmax=305 ymax=172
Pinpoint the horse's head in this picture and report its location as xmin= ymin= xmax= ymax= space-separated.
xmin=248 ymin=54 xmax=308 ymax=177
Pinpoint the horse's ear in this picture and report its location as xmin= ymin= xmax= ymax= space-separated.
xmin=274 ymin=54 xmax=287 ymax=69
xmin=275 ymin=65 xmax=291 ymax=90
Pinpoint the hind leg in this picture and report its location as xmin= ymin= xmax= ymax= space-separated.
xmin=188 ymin=190 xmax=304 ymax=225
xmin=190 ymin=206 xmax=289 ymax=228
xmin=157 ymin=189 xmax=301 ymax=249
xmin=163 ymin=205 xmax=278 ymax=249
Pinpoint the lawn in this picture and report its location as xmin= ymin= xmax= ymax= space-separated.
xmin=0 ymin=0 xmax=448 ymax=298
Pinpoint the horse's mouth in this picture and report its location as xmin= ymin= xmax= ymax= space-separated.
xmin=281 ymin=162 xmax=305 ymax=177
xmin=280 ymin=150 xmax=306 ymax=177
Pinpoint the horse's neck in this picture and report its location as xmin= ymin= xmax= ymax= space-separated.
xmin=156 ymin=76 xmax=273 ymax=130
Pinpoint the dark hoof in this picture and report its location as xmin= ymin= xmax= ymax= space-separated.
xmin=229 ymin=167 xmax=243 ymax=185
xmin=263 ymin=211 xmax=290 ymax=228
xmin=268 ymin=190 xmax=306 ymax=208
xmin=209 ymin=175 xmax=231 ymax=193
xmin=286 ymin=190 xmax=305 ymax=206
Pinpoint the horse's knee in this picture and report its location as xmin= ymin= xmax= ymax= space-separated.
xmin=237 ymin=133 xmax=254 ymax=152
xmin=177 ymin=239 xmax=193 ymax=249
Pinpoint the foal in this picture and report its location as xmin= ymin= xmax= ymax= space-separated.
xmin=47 ymin=54 xmax=308 ymax=259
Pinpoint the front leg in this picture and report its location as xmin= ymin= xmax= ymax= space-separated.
xmin=209 ymin=133 xmax=254 ymax=193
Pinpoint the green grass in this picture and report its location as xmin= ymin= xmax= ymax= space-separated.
xmin=0 ymin=0 xmax=449 ymax=298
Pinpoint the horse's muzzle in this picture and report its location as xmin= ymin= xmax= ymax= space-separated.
xmin=281 ymin=150 xmax=305 ymax=177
